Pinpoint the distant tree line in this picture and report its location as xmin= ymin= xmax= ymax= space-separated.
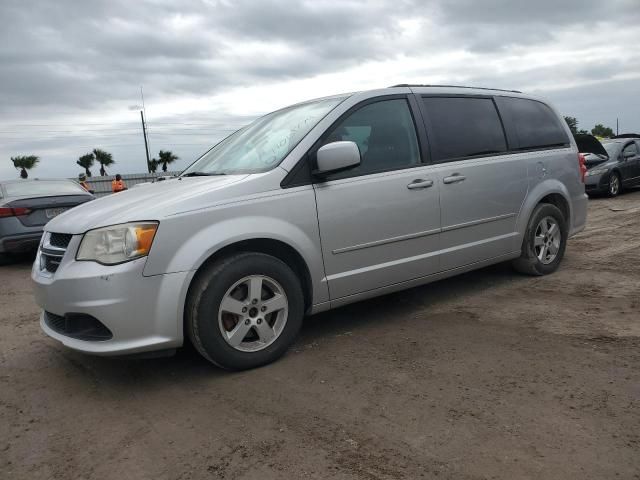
xmin=564 ymin=116 xmax=615 ymax=138
xmin=8 ymin=148 xmax=179 ymax=179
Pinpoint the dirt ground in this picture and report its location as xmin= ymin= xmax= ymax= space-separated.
xmin=1 ymin=191 xmax=639 ymax=480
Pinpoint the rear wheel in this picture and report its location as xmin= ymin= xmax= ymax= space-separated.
xmin=608 ymin=172 xmax=621 ymax=197
xmin=512 ymin=203 xmax=567 ymax=276
xmin=186 ymin=252 xmax=304 ymax=370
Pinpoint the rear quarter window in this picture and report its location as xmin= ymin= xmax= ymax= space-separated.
xmin=497 ymin=97 xmax=569 ymax=150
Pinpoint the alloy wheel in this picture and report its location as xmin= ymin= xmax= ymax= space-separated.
xmin=218 ymin=275 xmax=289 ymax=352
xmin=534 ymin=216 xmax=561 ymax=265
xmin=609 ymin=174 xmax=620 ymax=196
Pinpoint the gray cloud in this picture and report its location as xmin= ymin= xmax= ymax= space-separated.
xmin=1 ymin=0 xmax=639 ymax=179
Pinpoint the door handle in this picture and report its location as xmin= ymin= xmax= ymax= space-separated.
xmin=443 ymin=174 xmax=466 ymax=184
xmin=407 ymin=179 xmax=433 ymax=190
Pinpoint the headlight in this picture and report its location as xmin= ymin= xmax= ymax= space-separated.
xmin=77 ymin=222 xmax=159 ymax=265
xmin=586 ymin=168 xmax=608 ymax=177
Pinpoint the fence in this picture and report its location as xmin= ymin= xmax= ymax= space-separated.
xmin=78 ymin=171 xmax=181 ymax=197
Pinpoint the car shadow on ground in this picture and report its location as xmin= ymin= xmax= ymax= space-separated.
xmin=39 ymin=260 xmax=529 ymax=389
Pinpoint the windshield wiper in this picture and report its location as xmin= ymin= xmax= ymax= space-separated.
xmin=181 ymin=171 xmax=226 ymax=177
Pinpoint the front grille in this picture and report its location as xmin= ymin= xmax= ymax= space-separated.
xmin=39 ymin=232 xmax=71 ymax=274
xmin=43 ymin=255 xmax=62 ymax=273
xmin=49 ymin=232 xmax=72 ymax=248
xmin=44 ymin=311 xmax=113 ymax=341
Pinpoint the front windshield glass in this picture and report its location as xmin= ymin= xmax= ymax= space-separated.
xmin=182 ymin=96 xmax=348 ymax=175
xmin=602 ymin=141 xmax=622 ymax=158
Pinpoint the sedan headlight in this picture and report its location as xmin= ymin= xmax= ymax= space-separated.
xmin=586 ymin=167 xmax=608 ymax=177
xmin=77 ymin=222 xmax=159 ymax=265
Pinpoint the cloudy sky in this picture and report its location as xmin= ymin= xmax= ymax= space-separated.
xmin=1 ymin=0 xmax=639 ymax=180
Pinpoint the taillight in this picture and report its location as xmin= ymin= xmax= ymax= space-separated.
xmin=578 ymin=153 xmax=587 ymax=183
xmin=0 ymin=207 xmax=31 ymax=218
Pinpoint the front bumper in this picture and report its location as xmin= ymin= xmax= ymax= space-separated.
xmin=32 ymin=235 xmax=192 ymax=356
xmin=584 ymin=172 xmax=609 ymax=194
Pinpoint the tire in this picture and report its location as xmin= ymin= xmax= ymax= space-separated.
xmin=512 ymin=203 xmax=567 ymax=276
xmin=185 ymin=252 xmax=304 ymax=370
xmin=608 ymin=172 xmax=621 ymax=197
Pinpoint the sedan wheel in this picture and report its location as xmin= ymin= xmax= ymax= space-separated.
xmin=608 ymin=173 xmax=621 ymax=197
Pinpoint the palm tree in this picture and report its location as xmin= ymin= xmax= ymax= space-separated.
xmin=76 ymin=153 xmax=95 ymax=177
xmin=158 ymin=150 xmax=179 ymax=172
xmin=149 ymin=158 xmax=159 ymax=173
xmin=93 ymin=148 xmax=115 ymax=176
xmin=11 ymin=155 xmax=39 ymax=178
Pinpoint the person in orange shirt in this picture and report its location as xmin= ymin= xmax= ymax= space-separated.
xmin=111 ymin=174 xmax=127 ymax=193
xmin=78 ymin=173 xmax=93 ymax=193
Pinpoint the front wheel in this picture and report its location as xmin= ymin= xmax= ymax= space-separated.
xmin=512 ymin=203 xmax=567 ymax=276
xmin=608 ymin=172 xmax=621 ymax=197
xmin=186 ymin=252 xmax=304 ymax=370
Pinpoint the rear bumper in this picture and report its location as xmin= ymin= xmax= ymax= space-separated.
xmin=0 ymin=216 xmax=44 ymax=253
xmin=0 ymin=231 xmax=43 ymax=253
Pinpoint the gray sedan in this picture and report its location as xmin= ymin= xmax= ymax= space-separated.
xmin=579 ymin=135 xmax=640 ymax=196
xmin=0 ymin=179 xmax=94 ymax=260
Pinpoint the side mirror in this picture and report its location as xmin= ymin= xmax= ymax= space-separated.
xmin=623 ymin=150 xmax=635 ymax=159
xmin=314 ymin=141 xmax=361 ymax=176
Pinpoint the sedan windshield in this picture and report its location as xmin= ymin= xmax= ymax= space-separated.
xmin=181 ymin=96 xmax=348 ymax=175
xmin=602 ymin=141 xmax=622 ymax=158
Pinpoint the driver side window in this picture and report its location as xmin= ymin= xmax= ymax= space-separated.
xmin=320 ymin=98 xmax=421 ymax=180
xmin=623 ymin=142 xmax=638 ymax=157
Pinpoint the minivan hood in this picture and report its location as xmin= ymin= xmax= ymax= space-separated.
xmin=45 ymin=175 xmax=248 ymax=234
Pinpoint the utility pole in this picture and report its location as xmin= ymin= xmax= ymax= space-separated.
xmin=140 ymin=110 xmax=151 ymax=173
xmin=616 ymin=117 xmax=619 ymax=136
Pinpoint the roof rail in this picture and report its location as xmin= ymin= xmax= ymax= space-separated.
xmin=389 ymin=84 xmax=522 ymax=94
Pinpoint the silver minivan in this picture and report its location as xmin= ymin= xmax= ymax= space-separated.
xmin=32 ymin=85 xmax=588 ymax=370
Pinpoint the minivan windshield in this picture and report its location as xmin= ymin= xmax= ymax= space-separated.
xmin=181 ymin=96 xmax=348 ymax=175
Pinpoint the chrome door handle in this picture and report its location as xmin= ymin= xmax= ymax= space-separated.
xmin=407 ymin=179 xmax=433 ymax=190
xmin=443 ymin=174 xmax=466 ymax=184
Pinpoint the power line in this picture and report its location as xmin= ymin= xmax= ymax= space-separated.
xmin=0 ymin=130 xmax=235 ymax=139
xmin=0 ymin=122 xmax=247 ymax=127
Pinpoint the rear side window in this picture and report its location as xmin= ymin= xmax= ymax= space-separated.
xmin=320 ymin=98 xmax=421 ymax=179
xmin=498 ymin=97 xmax=569 ymax=150
xmin=421 ymin=97 xmax=507 ymax=162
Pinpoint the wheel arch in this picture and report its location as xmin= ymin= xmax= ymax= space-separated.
xmin=609 ymin=168 xmax=622 ymax=185
xmin=537 ymin=192 xmax=570 ymax=227
xmin=516 ymin=180 xmax=573 ymax=246
xmin=185 ymin=237 xmax=315 ymax=316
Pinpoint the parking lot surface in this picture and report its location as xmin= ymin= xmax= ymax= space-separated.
xmin=1 ymin=191 xmax=639 ymax=480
